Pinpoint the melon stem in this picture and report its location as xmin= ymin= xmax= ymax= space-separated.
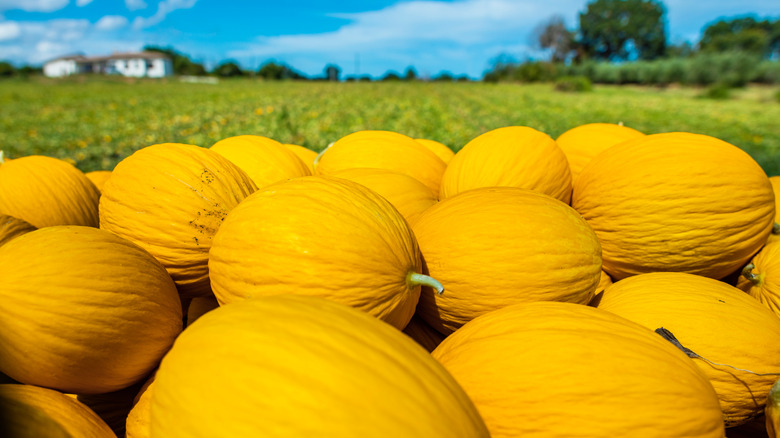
xmin=408 ymin=273 xmax=444 ymax=295
xmin=0 ymin=150 xmax=4 ymax=164
xmin=774 ymin=222 xmax=780 ymax=235
xmin=742 ymin=263 xmax=762 ymax=286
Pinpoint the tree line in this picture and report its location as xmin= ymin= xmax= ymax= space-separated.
xmin=1 ymin=0 xmax=778 ymax=85
xmin=486 ymin=0 xmax=780 ymax=87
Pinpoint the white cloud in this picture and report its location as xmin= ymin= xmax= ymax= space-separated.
xmin=76 ymin=0 xmax=94 ymax=6
xmin=0 ymin=20 xmax=20 ymax=41
xmin=125 ymin=0 xmax=147 ymax=11
xmin=95 ymin=15 xmax=128 ymax=31
xmin=0 ymin=0 xmax=68 ymax=12
xmin=228 ymin=0 xmax=582 ymax=76
xmin=132 ymin=0 xmax=197 ymax=29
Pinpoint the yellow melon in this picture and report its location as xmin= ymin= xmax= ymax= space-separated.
xmin=0 ymin=214 xmax=36 ymax=247
xmin=99 ymin=143 xmax=257 ymax=298
xmin=73 ymin=380 xmax=147 ymax=438
xmin=412 ymin=187 xmax=602 ymax=334
xmin=572 ymin=132 xmax=775 ymax=280
xmin=415 ymin=138 xmax=455 ymax=163
xmin=767 ymin=379 xmax=780 ymax=438
xmin=0 ymin=226 xmax=182 ymax=394
xmin=596 ymin=272 xmax=780 ymax=426
xmin=209 ymin=175 xmax=437 ymax=330
xmin=126 ymin=373 xmax=156 ymax=438
xmin=85 ymin=170 xmax=112 ymax=193
xmin=439 ymin=126 xmax=572 ymax=203
xmin=330 ymin=167 xmax=438 ymax=224
xmin=149 ymin=295 xmax=490 ymax=437
xmin=0 ymin=384 xmax=114 ymax=438
xmin=315 ymin=130 xmax=447 ymax=195
xmin=555 ymin=122 xmax=645 ymax=184
xmin=738 ymin=238 xmax=780 ymax=317
xmin=431 ymin=301 xmax=725 ymax=437
xmin=283 ymin=143 xmax=318 ymax=173
xmin=0 ymin=152 xmax=100 ymax=228
xmin=210 ymin=135 xmax=311 ymax=188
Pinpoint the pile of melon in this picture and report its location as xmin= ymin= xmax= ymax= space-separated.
xmin=1 ymin=124 xmax=780 ymax=437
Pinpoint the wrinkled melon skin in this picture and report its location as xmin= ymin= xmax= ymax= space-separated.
xmin=431 ymin=301 xmax=725 ymax=438
xmin=150 ymin=295 xmax=490 ymax=438
xmin=737 ymin=237 xmax=780 ymax=317
xmin=0 ymin=155 xmax=100 ymax=228
xmin=439 ymin=126 xmax=572 ymax=203
xmin=597 ymin=272 xmax=780 ymax=427
xmin=412 ymin=187 xmax=602 ymax=335
xmin=572 ymin=132 xmax=775 ymax=280
xmin=209 ymin=175 xmax=425 ymax=330
xmin=0 ymin=214 xmax=36 ymax=247
xmin=329 ymin=167 xmax=438 ymax=225
xmin=0 ymin=226 xmax=182 ymax=394
xmin=0 ymin=384 xmax=114 ymax=438
xmin=210 ymin=135 xmax=311 ymax=188
xmin=99 ymin=143 xmax=258 ymax=298
xmin=554 ymin=122 xmax=645 ymax=184
xmin=315 ymin=130 xmax=447 ymax=196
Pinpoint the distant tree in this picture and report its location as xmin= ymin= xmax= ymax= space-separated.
xmin=699 ymin=17 xmax=780 ymax=58
xmin=381 ymin=71 xmax=402 ymax=81
xmin=403 ymin=66 xmax=418 ymax=81
xmin=432 ymin=72 xmax=454 ymax=82
xmin=143 ymin=45 xmax=207 ymax=75
xmin=213 ymin=60 xmax=244 ymax=77
xmin=0 ymin=61 xmax=15 ymax=77
xmin=578 ymin=0 xmax=667 ymax=61
xmin=324 ymin=64 xmax=341 ymax=81
xmin=257 ymin=61 xmax=306 ymax=80
xmin=533 ymin=15 xmax=577 ymax=62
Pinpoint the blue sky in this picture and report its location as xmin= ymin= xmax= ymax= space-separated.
xmin=1 ymin=0 xmax=779 ymax=79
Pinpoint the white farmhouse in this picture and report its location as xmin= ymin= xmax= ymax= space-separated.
xmin=43 ymin=52 xmax=173 ymax=78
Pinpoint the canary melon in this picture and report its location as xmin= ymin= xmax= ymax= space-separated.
xmin=0 ymin=226 xmax=182 ymax=394
xmin=415 ymin=138 xmax=455 ymax=164
xmin=0 ymin=384 xmax=114 ymax=438
xmin=315 ymin=130 xmax=447 ymax=195
xmin=283 ymin=143 xmax=317 ymax=173
xmin=412 ymin=187 xmax=601 ymax=334
xmin=85 ymin=170 xmax=112 ymax=193
xmin=572 ymin=132 xmax=775 ymax=280
xmin=555 ymin=122 xmax=644 ymax=184
xmin=439 ymin=126 xmax=572 ymax=203
xmin=431 ymin=301 xmax=725 ymax=438
xmin=126 ymin=373 xmax=156 ymax=438
xmin=210 ymin=135 xmax=311 ymax=188
xmin=330 ymin=168 xmax=438 ymax=225
xmin=149 ymin=295 xmax=490 ymax=437
xmin=0 ymin=214 xmax=35 ymax=247
xmin=99 ymin=143 xmax=257 ymax=298
xmin=0 ymin=152 xmax=100 ymax=228
xmin=738 ymin=238 xmax=780 ymax=317
xmin=767 ymin=379 xmax=780 ymax=438
xmin=596 ymin=272 xmax=780 ymax=426
xmin=209 ymin=175 xmax=437 ymax=330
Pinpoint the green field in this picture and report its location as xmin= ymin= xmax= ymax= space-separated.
xmin=1 ymin=76 xmax=779 ymax=175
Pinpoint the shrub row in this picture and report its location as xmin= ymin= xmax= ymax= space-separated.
xmin=485 ymin=52 xmax=780 ymax=87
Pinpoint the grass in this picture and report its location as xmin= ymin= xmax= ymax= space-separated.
xmin=1 ymin=76 xmax=779 ymax=176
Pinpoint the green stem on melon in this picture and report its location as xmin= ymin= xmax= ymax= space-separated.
xmin=0 ymin=150 xmax=4 ymax=164
xmin=773 ymin=222 xmax=780 ymax=235
xmin=742 ymin=263 xmax=762 ymax=286
xmin=408 ymin=273 xmax=444 ymax=295
xmin=312 ymin=142 xmax=334 ymax=168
